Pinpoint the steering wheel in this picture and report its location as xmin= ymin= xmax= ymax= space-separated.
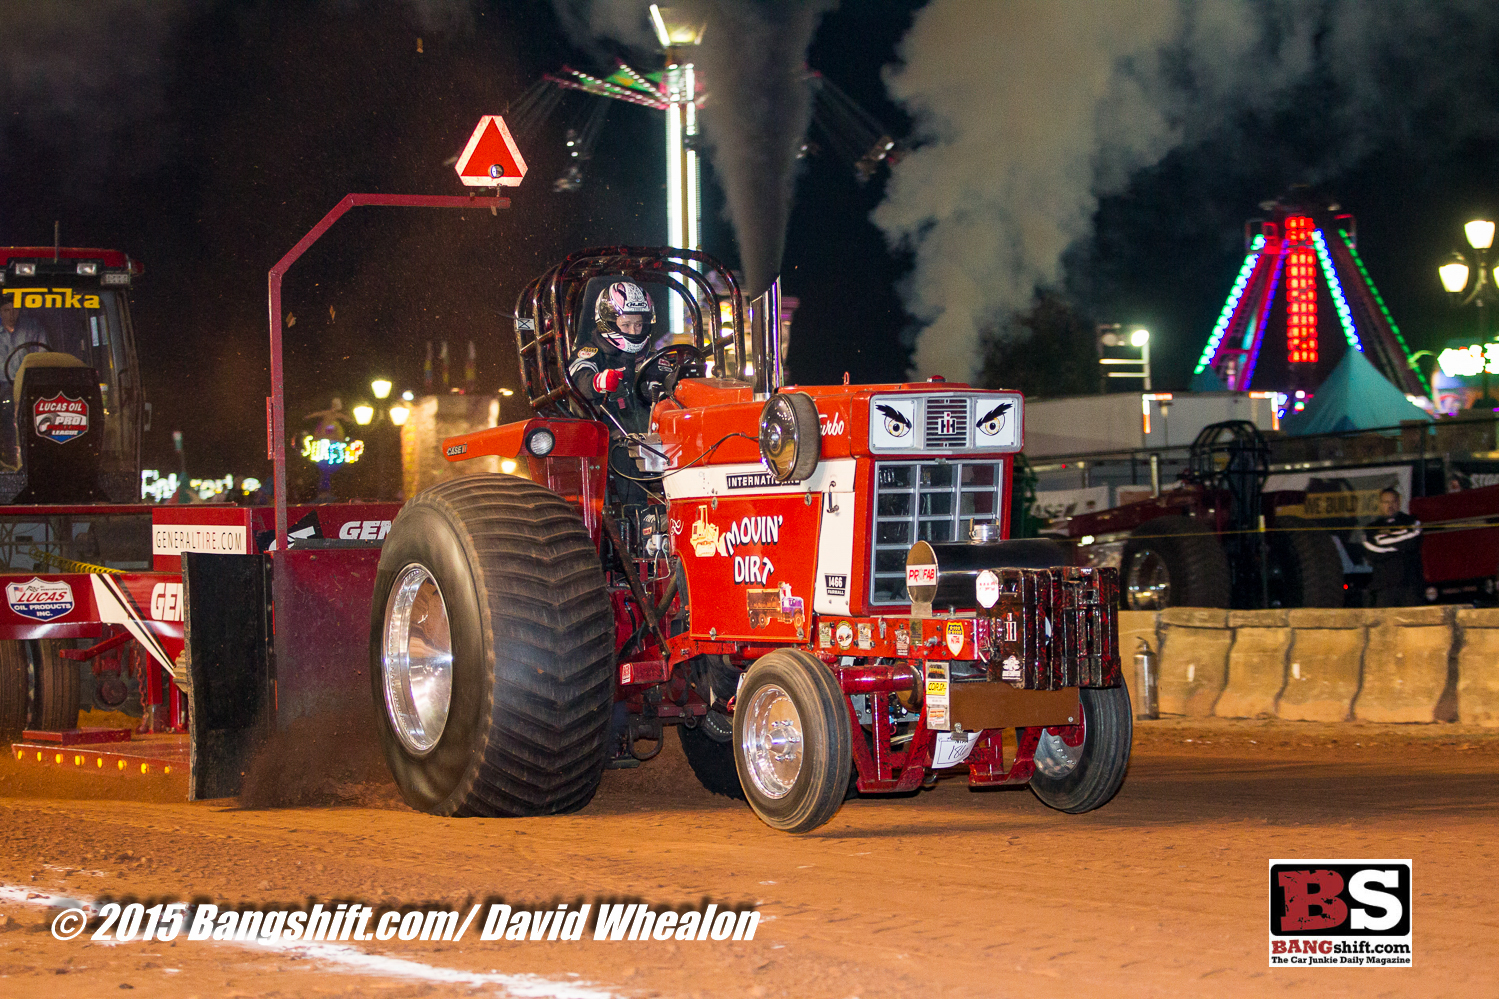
xmin=5 ymin=341 xmax=52 ymax=382
xmin=635 ymin=342 xmax=709 ymax=406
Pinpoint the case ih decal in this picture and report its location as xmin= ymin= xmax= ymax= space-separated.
xmin=5 ymin=577 xmax=75 ymax=621
xmin=33 ymin=393 xmax=89 ymax=443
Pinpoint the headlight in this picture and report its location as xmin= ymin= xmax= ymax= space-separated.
xmin=525 ymin=427 xmax=556 ymax=456
xmin=758 ymin=392 xmax=821 ymax=483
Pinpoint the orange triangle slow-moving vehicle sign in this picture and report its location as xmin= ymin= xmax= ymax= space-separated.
xmin=454 ymin=115 xmax=527 ymax=187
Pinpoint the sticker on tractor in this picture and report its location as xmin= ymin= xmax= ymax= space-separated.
xmin=894 ymin=624 xmax=910 ymax=656
xmin=906 ymin=562 xmax=937 ymax=592
xmin=1001 ymin=655 xmax=1023 ymax=684
xmin=931 ymin=731 xmax=977 ymax=768
xmin=818 ymin=412 xmax=845 ymax=436
xmin=689 ymin=506 xmax=721 ymax=557
xmin=975 ymin=569 xmax=1000 ymax=608
xmin=925 ymin=663 xmax=950 ymax=730
xmin=975 ymin=400 xmax=1013 ymax=440
xmin=835 ymin=621 xmax=854 ymax=649
xmin=945 ymin=621 xmax=965 ymax=657
xmin=824 ymin=573 xmax=847 ymax=596
xmin=6 ymin=577 xmax=75 ymax=621
xmin=445 ymin=443 xmax=467 ymax=456
xmin=856 ymin=622 xmax=873 ymax=650
xmin=818 ymin=621 xmax=832 ymax=648
xmin=746 ymin=583 xmax=804 ymax=630
xmin=726 ymin=472 xmax=779 ymax=490
xmin=33 ymin=393 xmax=88 ymax=443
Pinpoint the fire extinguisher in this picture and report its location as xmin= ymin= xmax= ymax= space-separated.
xmin=1134 ymin=637 xmax=1158 ymax=720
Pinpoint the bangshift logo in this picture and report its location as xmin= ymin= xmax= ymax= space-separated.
xmin=1268 ymin=860 xmax=1412 ymax=967
xmin=34 ymin=393 xmax=89 ymax=443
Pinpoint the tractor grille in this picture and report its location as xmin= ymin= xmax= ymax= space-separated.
xmin=870 ymin=460 xmax=1005 ymax=605
xmin=923 ymin=398 xmax=969 ymax=449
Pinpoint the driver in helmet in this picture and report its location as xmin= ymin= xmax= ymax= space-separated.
xmin=568 ymin=280 xmax=671 ymax=431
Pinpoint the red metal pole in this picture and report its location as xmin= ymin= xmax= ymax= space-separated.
xmin=267 ymin=193 xmax=508 ymax=550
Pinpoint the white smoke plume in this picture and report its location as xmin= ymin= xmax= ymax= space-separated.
xmin=877 ymin=0 xmax=1499 ymax=381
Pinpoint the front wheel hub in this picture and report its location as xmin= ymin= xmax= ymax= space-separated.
xmin=741 ymin=683 xmax=804 ymax=798
xmin=1032 ymin=726 xmax=1085 ymax=778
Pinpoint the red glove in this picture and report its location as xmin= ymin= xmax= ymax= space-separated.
xmin=592 ymin=368 xmax=623 ymax=394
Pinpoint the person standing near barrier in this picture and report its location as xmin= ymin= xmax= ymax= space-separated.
xmin=1362 ymin=487 xmax=1423 ymax=606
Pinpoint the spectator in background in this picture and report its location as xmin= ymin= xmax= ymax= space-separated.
xmin=1362 ymin=488 xmax=1423 ymax=606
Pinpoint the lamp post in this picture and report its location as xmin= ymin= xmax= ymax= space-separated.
xmin=1097 ymin=324 xmax=1152 ymax=391
xmin=1439 ymin=218 xmax=1499 ymax=409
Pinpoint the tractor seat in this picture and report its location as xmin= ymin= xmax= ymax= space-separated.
xmin=15 ymin=351 xmax=88 ymax=407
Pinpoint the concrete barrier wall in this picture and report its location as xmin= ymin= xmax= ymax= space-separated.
xmin=1157 ymin=608 xmax=1231 ymax=717
xmin=1215 ymin=610 xmax=1289 ymax=719
xmin=1456 ymin=609 xmax=1499 ymax=727
xmin=1356 ymin=606 xmax=1456 ymax=724
xmin=1142 ymin=605 xmax=1484 ymax=726
xmin=1281 ymin=609 xmax=1367 ymax=723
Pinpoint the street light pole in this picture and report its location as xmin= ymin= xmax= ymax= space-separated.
xmin=1097 ymin=325 xmax=1152 ymax=390
xmin=1440 ymin=219 xmax=1497 ymax=409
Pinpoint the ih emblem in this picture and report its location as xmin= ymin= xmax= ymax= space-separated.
xmin=33 ymin=393 xmax=88 ymax=443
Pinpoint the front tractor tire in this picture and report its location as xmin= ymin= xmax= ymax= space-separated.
xmin=678 ymin=657 xmax=745 ymax=800
xmin=1028 ymin=682 xmax=1133 ymax=813
xmin=370 ymin=475 xmax=615 ymax=817
xmin=733 ymin=649 xmax=851 ymax=833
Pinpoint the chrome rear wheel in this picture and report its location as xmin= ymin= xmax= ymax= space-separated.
xmin=382 ymin=563 xmax=453 ymax=755
xmin=1125 ymin=549 xmax=1171 ymax=610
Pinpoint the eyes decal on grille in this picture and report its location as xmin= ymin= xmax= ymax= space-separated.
xmin=976 ymin=401 xmax=1012 ymax=438
xmin=876 ymin=403 xmax=913 ymax=438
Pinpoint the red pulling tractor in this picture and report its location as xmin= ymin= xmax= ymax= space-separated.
xmin=361 ymin=247 xmax=1131 ymax=832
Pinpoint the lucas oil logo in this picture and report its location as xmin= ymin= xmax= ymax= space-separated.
xmin=34 ymin=394 xmax=88 ymax=443
xmin=6 ymin=577 xmax=75 ymax=621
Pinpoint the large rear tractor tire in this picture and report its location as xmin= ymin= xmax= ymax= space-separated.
xmin=733 ymin=649 xmax=851 ymax=833
xmin=0 ymin=639 xmax=80 ymax=739
xmin=678 ymin=656 xmax=745 ymax=799
xmin=1267 ymin=515 xmax=1344 ymax=608
xmin=1120 ymin=516 xmax=1230 ymax=609
xmin=370 ymin=475 xmax=615 ymax=817
xmin=1029 ymin=682 xmax=1132 ymax=813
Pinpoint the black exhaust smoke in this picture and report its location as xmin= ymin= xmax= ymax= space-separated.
xmin=694 ymin=0 xmax=837 ymax=299
xmin=553 ymin=1 xmax=837 ymax=300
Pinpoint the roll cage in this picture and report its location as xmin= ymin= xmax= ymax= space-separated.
xmin=513 ymin=246 xmax=779 ymax=419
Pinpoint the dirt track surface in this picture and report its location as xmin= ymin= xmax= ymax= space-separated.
xmin=2 ymin=718 xmax=1497 ymax=998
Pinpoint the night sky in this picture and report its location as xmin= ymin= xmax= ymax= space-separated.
xmin=2 ymin=0 xmax=1497 ymax=486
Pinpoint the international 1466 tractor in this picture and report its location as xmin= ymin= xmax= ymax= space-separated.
xmin=369 ymin=247 xmax=1131 ymax=833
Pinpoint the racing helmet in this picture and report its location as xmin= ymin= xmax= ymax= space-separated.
xmin=594 ymin=280 xmax=654 ymax=350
